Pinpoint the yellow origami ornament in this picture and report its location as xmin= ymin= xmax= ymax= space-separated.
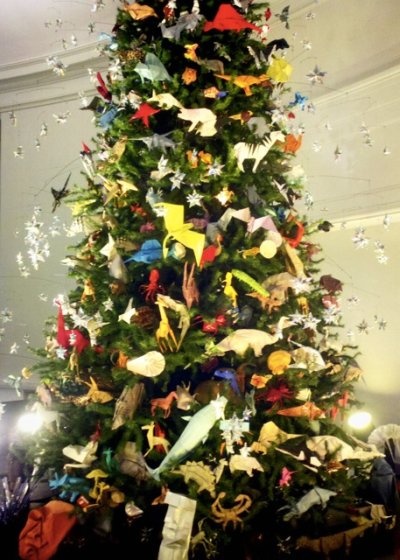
xmin=184 ymin=43 xmax=199 ymax=61
xmin=267 ymin=350 xmax=292 ymax=375
xmin=266 ymin=57 xmax=293 ymax=83
xmin=156 ymin=203 xmax=205 ymax=266
xmin=84 ymin=376 xmax=114 ymax=404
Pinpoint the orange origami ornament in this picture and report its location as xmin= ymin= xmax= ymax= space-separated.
xmin=124 ymin=3 xmax=158 ymax=20
xmin=283 ymin=133 xmax=303 ymax=154
xmin=182 ymin=67 xmax=197 ymax=85
xmin=198 ymin=150 xmax=213 ymax=165
xmin=250 ymin=373 xmax=272 ymax=389
xmin=216 ymin=73 xmax=269 ymax=96
xmin=204 ymin=86 xmax=222 ymax=98
xmin=267 ymin=350 xmax=291 ymax=375
xmin=276 ymin=401 xmax=324 ymax=420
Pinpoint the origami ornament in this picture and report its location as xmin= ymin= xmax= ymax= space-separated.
xmin=182 ymin=67 xmax=197 ymax=84
xmin=51 ymin=172 xmax=71 ymax=212
xmin=229 ymin=453 xmax=264 ymax=477
xmin=83 ymin=377 xmax=113 ymax=404
xmin=283 ymin=487 xmax=336 ymax=521
xmin=216 ymin=73 xmax=269 ymax=96
xmin=126 ymin=350 xmax=166 ymax=377
xmin=56 ymin=304 xmax=90 ymax=354
xmin=234 ymin=131 xmax=285 ymax=172
xmin=173 ymin=461 xmax=217 ymax=497
xmin=276 ymin=401 xmax=324 ymax=420
xmin=156 ymin=294 xmax=190 ymax=350
xmin=130 ymin=103 xmax=160 ymax=127
xmin=203 ymin=4 xmax=262 ymax=33
xmin=125 ymin=239 xmax=162 ymax=264
xmin=158 ymin=491 xmax=197 ymax=560
xmin=134 ymin=53 xmax=172 ymax=83
xmin=177 ymin=107 xmax=217 ymax=137
xmin=266 ymin=57 xmax=293 ymax=83
xmin=267 ymin=350 xmax=291 ymax=374
xmin=255 ymin=421 xmax=300 ymax=452
xmin=123 ymin=2 xmax=157 ymax=20
xmin=118 ymin=298 xmax=137 ymax=324
xmin=63 ymin=440 xmax=98 ymax=469
xmin=215 ymin=316 xmax=293 ymax=357
xmin=142 ymin=422 xmax=171 ymax=456
xmin=151 ymin=395 xmax=227 ymax=479
xmin=147 ymin=90 xmax=183 ymax=109
xmin=156 ymin=203 xmax=205 ymax=266
xmin=211 ymin=492 xmax=252 ymax=530
xmin=112 ymin=383 xmax=145 ymax=430
xmin=279 ymin=466 xmax=295 ymax=487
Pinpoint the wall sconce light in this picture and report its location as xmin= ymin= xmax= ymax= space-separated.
xmin=347 ymin=410 xmax=373 ymax=431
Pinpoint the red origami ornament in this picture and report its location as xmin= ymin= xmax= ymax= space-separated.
xmin=130 ymin=103 xmax=160 ymax=127
xmin=96 ymin=72 xmax=112 ymax=101
xmin=56 ymin=304 xmax=90 ymax=354
xmin=203 ymin=4 xmax=262 ymax=33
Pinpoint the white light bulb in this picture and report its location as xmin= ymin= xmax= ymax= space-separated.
xmin=348 ymin=411 xmax=372 ymax=430
xmin=17 ymin=412 xmax=43 ymax=434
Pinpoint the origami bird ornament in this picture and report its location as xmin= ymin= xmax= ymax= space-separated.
xmin=156 ymin=203 xmax=205 ymax=266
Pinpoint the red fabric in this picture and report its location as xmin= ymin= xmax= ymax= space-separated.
xmin=19 ymin=500 xmax=77 ymax=560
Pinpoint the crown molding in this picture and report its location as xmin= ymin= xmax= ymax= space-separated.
xmin=0 ymin=53 xmax=109 ymax=112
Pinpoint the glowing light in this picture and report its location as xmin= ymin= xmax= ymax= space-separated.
xmin=17 ymin=412 xmax=43 ymax=434
xmin=348 ymin=410 xmax=372 ymax=431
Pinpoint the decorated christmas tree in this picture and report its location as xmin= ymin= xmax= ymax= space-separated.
xmin=16 ymin=1 xmax=389 ymax=558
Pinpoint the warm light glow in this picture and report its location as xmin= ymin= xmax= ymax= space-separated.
xmin=348 ymin=410 xmax=372 ymax=430
xmin=17 ymin=412 xmax=43 ymax=434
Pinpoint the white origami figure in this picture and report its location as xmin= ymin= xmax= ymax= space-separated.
xmin=177 ymin=107 xmax=217 ymax=137
xmin=151 ymin=396 xmax=227 ymax=479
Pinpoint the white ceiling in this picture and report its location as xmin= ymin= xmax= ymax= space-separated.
xmin=0 ymin=0 xmax=118 ymax=68
xmin=1 ymin=0 xmax=400 ymax=426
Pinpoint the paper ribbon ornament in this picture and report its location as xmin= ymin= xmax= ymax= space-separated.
xmin=156 ymin=203 xmax=205 ymax=266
